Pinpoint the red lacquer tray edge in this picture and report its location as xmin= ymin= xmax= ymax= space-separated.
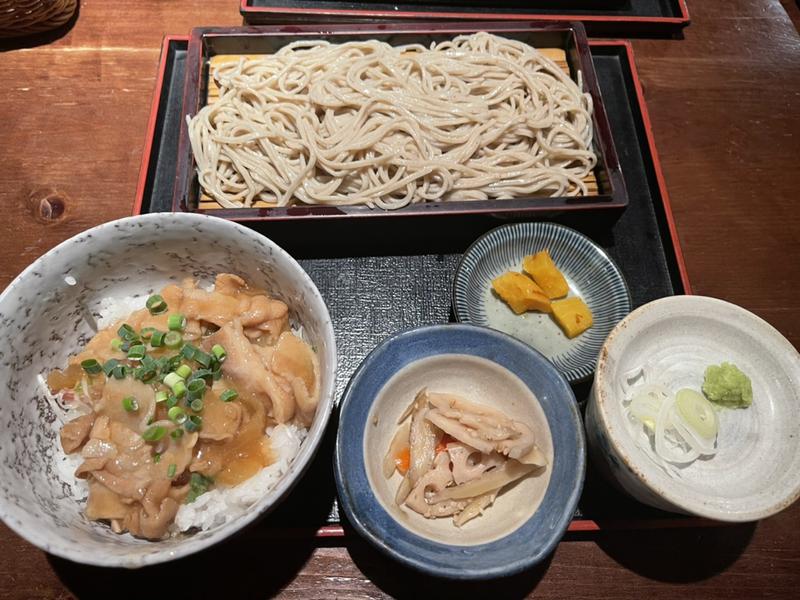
xmin=133 ymin=34 xmax=187 ymax=217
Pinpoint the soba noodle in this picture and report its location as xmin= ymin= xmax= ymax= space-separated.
xmin=187 ymin=32 xmax=597 ymax=210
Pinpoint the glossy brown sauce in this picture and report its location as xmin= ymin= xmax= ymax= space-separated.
xmin=192 ymin=388 xmax=272 ymax=486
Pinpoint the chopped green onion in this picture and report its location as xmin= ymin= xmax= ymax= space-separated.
xmin=168 ymin=314 xmax=187 ymax=332
xmin=140 ymin=327 xmax=157 ymax=340
xmin=146 ymin=294 xmax=168 ymax=315
xmin=138 ymin=356 xmax=158 ymax=379
xmin=189 ymin=368 xmax=213 ymax=382
xmin=117 ymin=323 xmax=139 ymax=342
xmin=127 ymin=344 xmax=147 ymax=360
xmin=158 ymin=355 xmax=181 ymax=377
xmin=190 ymin=398 xmax=204 ymax=412
xmin=186 ymin=473 xmax=214 ymax=504
xmin=184 ymin=415 xmax=202 ymax=432
xmin=102 ymin=359 xmax=119 ymax=377
xmin=164 ymin=331 xmax=182 ymax=349
xmin=170 ymin=428 xmax=184 ymax=440
xmin=122 ymin=396 xmax=138 ymax=412
xmin=168 ymin=406 xmax=187 ymax=424
xmin=153 ymin=452 xmax=161 ymax=464
xmin=150 ymin=330 xmax=166 ymax=347
xmin=80 ymin=359 xmax=102 ymax=375
xmin=220 ymin=389 xmax=238 ymax=403
xmin=163 ymin=372 xmax=184 ymax=388
xmin=175 ymin=364 xmax=192 ymax=380
xmin=165 ymin=395 xmax=178 ymax=409
xmin=194 ymin=350 xmax=213 ymax=368
xmin=142 ymin=425 xmax=167 ymax=442
xmin=134 ymin=366 xmax=157 ymax=382
xmin=112 ymin=365 xmax=127 ymax=380
xmin=187 ymin=378 xmax=205 ymax=395
xmin=180 ymin=344 xmax=198 ymax=361
xmin=212 ymin=364 xmax=223 ymax=381
xmin=172 ymin=380 xmax=187 ymax=398
xmin=211 ymin=344 xmax=227 ymax=363
xmin=167 ymin=463 xmax=177 ymax=478
xmin=111 ymin=338 xmax=123 ymax=351
xmin=155 ymin=391 xmax=168 ymax=404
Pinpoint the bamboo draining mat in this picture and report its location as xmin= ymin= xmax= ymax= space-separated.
xmin=197 ymin=49 xmax=598 ymax=210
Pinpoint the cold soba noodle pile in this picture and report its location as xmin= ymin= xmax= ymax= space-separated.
xmin=48 ymin=274 xmax=319 ymax=539
xmin=188 ymin=32 xmax=596 ymax=209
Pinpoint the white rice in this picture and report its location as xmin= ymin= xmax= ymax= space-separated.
xmin=54 ymin=293 xmax=309 ymax=535
xmin=174 ymin=423 xmax=307 ymax=532
xmin=95 ymin=294 xmax=148 ymax=330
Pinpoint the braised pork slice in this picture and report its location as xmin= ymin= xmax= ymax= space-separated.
xmin=60 ymin=413 xmax=95 ymax=453
xmin=85 ymin=480 xmax=130 ymax=521
xmin=206 ymin=320 xmax=296 ymax=423
xmin=95 ymin=378 xmax=156 ymax=434
xmin=270 ymin=332 xmax=321 ymax=426
xmin=198 ymin=394 xmax=243 ymax=441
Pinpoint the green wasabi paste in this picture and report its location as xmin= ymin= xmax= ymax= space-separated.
xmin=702 ymin=362 xmax=753 ymax=409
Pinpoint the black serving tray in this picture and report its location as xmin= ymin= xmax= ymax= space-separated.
xmin=135 ymin=37 xmax=700 ymax=533
xmin=240 ymin=0 xmax=690 ymax=37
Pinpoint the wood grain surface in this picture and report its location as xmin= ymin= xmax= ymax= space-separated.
xmin=1 ymin=1 xmax=799 ymax=598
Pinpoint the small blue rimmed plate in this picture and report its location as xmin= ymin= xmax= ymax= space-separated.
xmin=334 ymin=324 xmax=585 ymax=580
xmin=453 ymin=222 xmax=631 ymax=384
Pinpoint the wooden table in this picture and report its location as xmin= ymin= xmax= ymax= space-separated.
xmin=1 ymin=1 xmax=799 ymax=597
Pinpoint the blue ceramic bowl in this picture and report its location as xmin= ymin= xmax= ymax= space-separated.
xmin=334 ymin=324 xmax=586 ymax=580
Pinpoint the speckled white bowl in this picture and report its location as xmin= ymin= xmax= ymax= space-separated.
xmin=586 ymin=295 xmax=800 ymax=521
xmin=0 ymin=213 xmax=336 ymax=567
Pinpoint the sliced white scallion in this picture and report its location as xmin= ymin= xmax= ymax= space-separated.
xmin=654 ymin=393 xmax=700 ymax=465
xmin=628 ymin=384 xmax=670 ymax=432
xmin=620 ymin=364 xmax=648 ymax=398
xmin=622 ymin=368 xmax=718 ymax=469
xmin=673 ymin=388 xmax=718 ymax=455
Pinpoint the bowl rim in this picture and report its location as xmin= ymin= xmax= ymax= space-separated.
xmin=592 ymin=294 xmax=800 ymax=522
xmin=334 ymin=322 xmax=586 ymax=579
xmin=451 ymin=221 xmax=632 ymax=384
xmin=0 ymin=212 xmax=338 ymax=567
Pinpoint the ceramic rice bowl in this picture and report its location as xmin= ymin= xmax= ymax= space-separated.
xmin=0 ymin=213 xmax=336 ymax=567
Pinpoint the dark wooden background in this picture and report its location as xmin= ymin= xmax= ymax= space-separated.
xmin=1 ymin=1 xmax=799 ymax=597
